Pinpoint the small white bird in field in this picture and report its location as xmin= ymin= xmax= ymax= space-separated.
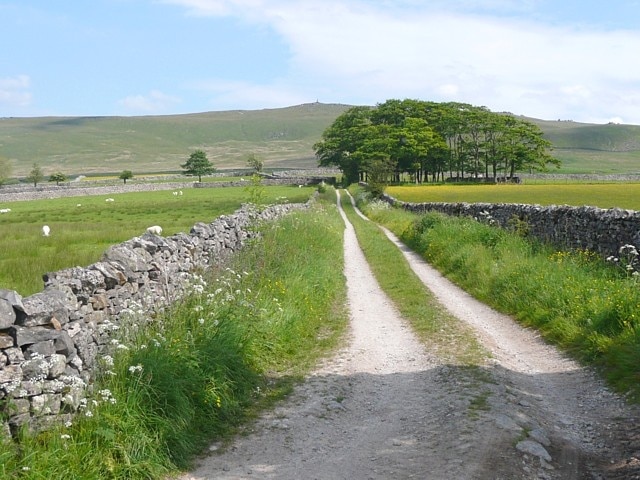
xmin=42 ymin=225 xmax=50 ymax=237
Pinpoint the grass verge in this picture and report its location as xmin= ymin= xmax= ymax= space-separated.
xmin=354 ymin=187 xmax=640 ymax=400
xmin=0 ymin=191 xmax=348 ymax=479
xmin=340 ymin=189 xmax=486 ymax=366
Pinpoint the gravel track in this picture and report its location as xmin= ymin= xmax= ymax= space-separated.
xmin=175 ymin=191 xmax=640 ymax=480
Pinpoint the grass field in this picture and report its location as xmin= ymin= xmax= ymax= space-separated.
xmin=386 ymin=183 xmax=640 ymax=210
xmin=0 ymin=185 xmax=315 ymax=295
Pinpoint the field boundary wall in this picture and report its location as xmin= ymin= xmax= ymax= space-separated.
xmin=0 ymin=202 xmax=307 ymax=436
xmin=382 ymin=194 xmax=640 ymax=258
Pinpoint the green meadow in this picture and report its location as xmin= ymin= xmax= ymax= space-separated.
xmin=386 ymin=183 xmax=640 ymax=210
xmin=0 ymin=185 xmax=314 ymax=296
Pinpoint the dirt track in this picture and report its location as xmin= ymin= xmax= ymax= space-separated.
xmin=177 ymin=191 xmax=640 ymax=479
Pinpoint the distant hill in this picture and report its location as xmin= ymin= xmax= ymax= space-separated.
xmin=522 ymin=117 xmax=640 ymax=174
xmin=0 ymin=103 xmax=351 ymax=177
xmin=2 ymin=103 xmax=640 ymax=177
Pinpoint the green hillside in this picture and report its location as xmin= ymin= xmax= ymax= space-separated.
xmin=0 ymin=103 xmax=350 ymax=177
xmin=2 ymin=103 xmax=640 ymax=177
xmin=524 ymin=118 xmax=640 ymax=174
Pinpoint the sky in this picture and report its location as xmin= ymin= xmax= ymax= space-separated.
xmin=2 ymin=0 xmax=640 ymax=124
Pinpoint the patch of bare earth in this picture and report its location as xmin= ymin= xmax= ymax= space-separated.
xmin=176 ymin=193 xmax=640 ymax=480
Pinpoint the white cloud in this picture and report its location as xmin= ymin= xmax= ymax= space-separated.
xmin=190 ymin=79 xmax=311 ymax=110
xmin=164 ymin=0 xmax=640 ymax=123
xmin=0 ymin=75 xmax=32 ymax=109
xmin=117 ymin=90 xmax=181 ymax=114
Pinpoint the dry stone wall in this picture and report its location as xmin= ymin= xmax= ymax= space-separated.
xmin=383 ymin=194 xmax=640 ymax=259
xmin=0 ymin=202 xmax=307 ymax=437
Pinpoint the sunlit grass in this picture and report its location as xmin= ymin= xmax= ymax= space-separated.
xmin=357 ymin=186 xmax=640 ymax=400
xmin=0 ymin=191 xmax=348 ymax=479
xmin=0 ymin=185 xmax=315 ymax=295
xmin=341 ymin=190 xmax=486 ymax=365
xmin=387 ymin=183 xmax=640 ymax=210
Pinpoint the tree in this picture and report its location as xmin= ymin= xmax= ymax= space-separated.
xmin=0 ymin=157 xmax=12 ymax=186
xmin=48 ymin=172 xmax=68 ymax=186
xmin=26 ymin=163 xmax=44 ymax=187
xmin=246 ymin=153 xmax=264 ymax=173
xmin=119 ymin=170 xmax=133 ymax=184
xmin=314 ymin=106 xmax=374 ymax=185
xmin=181 ymin=149 xmax=216 ymax=182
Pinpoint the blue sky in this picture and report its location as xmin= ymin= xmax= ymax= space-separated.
xmin=2 ymin=0 xmax=640 ymax=124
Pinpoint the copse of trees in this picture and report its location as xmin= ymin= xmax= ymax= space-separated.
xmin=314 ymin=99 xmax=559 ymax=187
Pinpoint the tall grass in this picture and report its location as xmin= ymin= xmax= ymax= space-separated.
xmin=0 ymin=186 xmax=314 ymax=295
xmin=0 ymin=192 xmax=347 ymax=479
xmin=359 ymin=191 xmax=640 ymax=399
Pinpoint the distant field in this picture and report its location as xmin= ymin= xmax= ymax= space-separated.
xmin=0 ymin=185 xmax=314 ymax=295
xmin=386 ymin=183 xmax=640 ymax=210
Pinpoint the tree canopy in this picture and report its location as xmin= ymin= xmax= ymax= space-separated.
xmin=26 ymin=163 xmax=44 ymax=187
xmin=314 ymin=99 xmax=559 ymax=188
xmin=181 ymin=150 xmax=216 ymax=182
xmin=48 ymin=172 xmax=68 ymax=186
xmin=246 ymin=153 xmax=264 ymax=173
xmin=119 ymin=170 xmax=133 ymax=184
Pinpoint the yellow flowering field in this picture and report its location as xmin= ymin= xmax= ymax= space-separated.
xmin=386 ymin=183 xmax=640 ymax=210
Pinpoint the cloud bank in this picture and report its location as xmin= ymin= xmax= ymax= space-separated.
xmin=164 ymin=0 xmax=640 ymax=123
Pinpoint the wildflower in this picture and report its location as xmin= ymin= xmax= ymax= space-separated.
xmin=198 ymin=318 xmax=205 ymax=325
xmin=22 ymin=467 xmax=30 ymax=471
xmin=98 ymin=389 xmax=113 ymax=401
xmin=85 ymin=410 xmax=93 ymax=417
xmin=61 ymin=434 xmax=71 ymax=440
xmin=102 ymin=355 xmax=114 ymax=367
xmin=128 ymin=364 xmax=143 ymax=374
xmin=64 ymin=420 xmax=73 ymax=428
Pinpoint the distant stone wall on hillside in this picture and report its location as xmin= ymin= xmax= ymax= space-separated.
xmin=383 ymin=194 xmax=640 ymax=259
xmin=0 ymin=202 xmax=308 ymax=437
xmin=0 ymin=174 xmax=335 ymax=203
